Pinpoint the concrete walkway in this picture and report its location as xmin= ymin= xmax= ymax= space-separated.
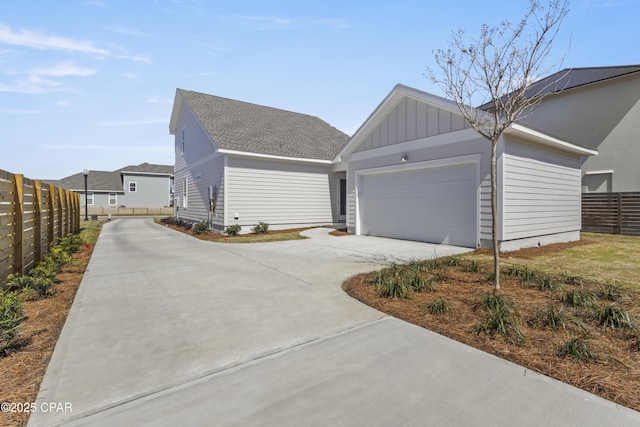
xmin=28 ymin=219 xmax=640 ymax=426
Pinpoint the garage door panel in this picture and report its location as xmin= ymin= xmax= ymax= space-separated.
xmin=358 ymin=163 xmax=477 ymax=247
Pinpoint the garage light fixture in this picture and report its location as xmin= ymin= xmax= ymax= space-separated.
xmin=401 ymin=155 xmax=408 ymax=162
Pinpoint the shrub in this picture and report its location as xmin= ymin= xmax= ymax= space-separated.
xmin=225 ymin=224 xmax=242 ymax=236
xmin=558 ymin=334 xmax=599 ymax=362
xmin=473 ymin=292 xmax=526 ymax=343
xmin=0 ymin=290 xmax=23 ymax=346
xmin=596 ymin=304 xmax=636 ymax=330
xmin=561 ymin=289 xmax=598 ymax=309
xmin=464 ymin=260 xmax=482 ymax=273
xmin=192 ymin=221 xmax=210 ymax=235
xmin=376 ymin=278 xmax=413 ymax=299
xmin=252 ymin=222 xmax=269 ymax=234
xmin=446 ymin=256 xmax=461 ymax=267
xmin=601 ymin=283 xmax=629 ymax=302
xmin=538 ymin=276 xmax=562 ymax=292
xmin=528 ymin=304 xmax=577 ymax=331
xmin=424 ymin=298 xmax=454 ymax=315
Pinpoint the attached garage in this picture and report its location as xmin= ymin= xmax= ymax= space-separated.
xmin=356 ymin=157 xmax=479 ymax=248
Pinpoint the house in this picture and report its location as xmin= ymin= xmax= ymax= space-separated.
xmin=169 ymin=89 xmax=349 ymax=231
xmin=170 ymin=86 xmax=595 ymax=250
xmin=49 ymin=163 xmax=174 ymax=209
xmin=502 ymin=65 xmax=640 ymax=193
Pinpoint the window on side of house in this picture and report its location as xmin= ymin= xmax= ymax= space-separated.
xmin=86 ymin=192 xmax=94 ymax=206
xmin=181 ymin=127 xmax=186 ymax=154
xmin=129 ymin=182 xmax=137 ymax=192
xmin=182 ymin=178 xmax=188 ymax=208
xmin=109 ymin=193 xmax=117 ymax=206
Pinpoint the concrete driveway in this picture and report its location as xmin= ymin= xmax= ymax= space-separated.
xmin=29 ymin=219 xmax=640 ymax=426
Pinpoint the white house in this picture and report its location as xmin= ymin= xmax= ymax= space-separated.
xmin=170 ymin=85 xmax=596 ymax=250
xmin=169 ymin=89 xmax=349 ymax=232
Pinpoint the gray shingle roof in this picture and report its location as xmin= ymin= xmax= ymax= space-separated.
xmin=479 ymin=65 xmax=640 ymax=110
xmin=45 ymin=163 xmax=173 ymax=192
xmin=178 ymin=89 xmax=349 ymax=161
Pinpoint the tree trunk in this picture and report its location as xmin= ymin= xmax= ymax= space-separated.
xmin=491 ymin=139 xmax=500 ymax=291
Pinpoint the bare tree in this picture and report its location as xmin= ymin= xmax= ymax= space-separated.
xmin=427 ymin=0 xmax=570 ymax=291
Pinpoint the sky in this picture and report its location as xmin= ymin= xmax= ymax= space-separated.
xmin=2 ymin=0 xmax=639 ymax=179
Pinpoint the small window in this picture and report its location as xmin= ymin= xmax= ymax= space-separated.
xmin=109 ymin=193 xmax=117 ymax=206
xmin=86 ymin=192 xmax=94 ymax=206
xmin=181 ymin=127 xmax=186 ymax=154
xmin=182 ymin=178 xmax=188 ymax=208
xmin=129 ymin=182 xmax=137 ymax=192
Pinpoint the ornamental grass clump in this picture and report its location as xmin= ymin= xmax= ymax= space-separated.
xmin=596 ymin=304 xmax=636 ymax=330
xmin=473 ymin=291 xmax=526 ymax=343
xmin=558 ymin=334 xmax=599 ymax=363
xmin=0 ymin=290 xmax=23 ymax=348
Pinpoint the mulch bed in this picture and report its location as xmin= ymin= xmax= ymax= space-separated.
xmin=343 ymin=257 xmax=640 ymax=412
xmin=0 ymin=244 xmax=93 ymax=427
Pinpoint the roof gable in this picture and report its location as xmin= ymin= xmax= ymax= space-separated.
xmin=171 ymin=89 xmax=349 ymax=161
xmin=337 ymin=84 xmax=469 ymax=159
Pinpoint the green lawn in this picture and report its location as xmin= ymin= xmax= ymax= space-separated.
xmin=462 ymin=233 xmax=640 ymax=290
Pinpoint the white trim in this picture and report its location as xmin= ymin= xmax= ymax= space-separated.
xmin=585 ymin=169 xmax=614 ymax=175
xmin=120 ymin=171 xmax=173 ymax=177
xmin=129 ymin=181 xmax=137 ymax=192
xmin=218 ymin=148 xmax=333 ymax=164
xmin=346 ymin=128 xmax=478 ymax=163
xmin=223 ymin=156 xmax=229 ymax=227
xmin=354 ymin=154 xmax=481 ymax=247
xmin=506 ymin=123 xmax=598 ymax=156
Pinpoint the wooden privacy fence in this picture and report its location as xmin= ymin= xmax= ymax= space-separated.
xmin=582 ymin=192 xmax=640 ymax=235
xmin=0 ymin=169 xmax=80 ymax=285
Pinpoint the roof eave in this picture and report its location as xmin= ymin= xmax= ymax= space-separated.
xmin=219 ymin=149 xmax=332 ymax=164
xmin=506 ymin=123 xmax=598 ymax=156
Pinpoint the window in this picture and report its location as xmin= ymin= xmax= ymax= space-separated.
xmin=339 ymin=179 xmax=346 ymax=216
xmin=182 ymin=178 xmax=188 ymax=208
xmin=181 ymin=127 xmax=186 ymax=154
xmin=109 ymin=193 xmax=117 ymax=206
xmin=86 ymin=192 xmax=94 ymax=206
xmin=129 ymin=182 xmax=137 ymax=192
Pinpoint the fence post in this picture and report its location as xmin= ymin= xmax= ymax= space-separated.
xmin=13 ymin=174 xmax=24 ymax=275
xmin=56 ymin=187 xmax=64 ymax=241
xmin=47 ymin=183 xmax=55 ymax=248
xmin=33 ymin=180 xmax=43 ymax=264
xmin=616 ymin=193 xmax=622 ymax=234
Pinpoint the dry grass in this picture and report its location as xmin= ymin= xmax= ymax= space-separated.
xmin=343 ymin=235 xmax=640 ymax=412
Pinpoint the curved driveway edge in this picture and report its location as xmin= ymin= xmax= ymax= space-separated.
xmin=28 ymin=219 xmax=640 ymax=426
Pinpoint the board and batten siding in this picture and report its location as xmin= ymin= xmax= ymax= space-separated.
xmin=502 ymin=137 xmax=582 ymax=241
xmin=225 ymin=157 xmax=333 ymax=227
xmin=354 ymin=98 xmax=467 ymax=153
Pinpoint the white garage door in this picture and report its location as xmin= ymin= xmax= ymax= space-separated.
xmin=358 ymin=162 xmax=478 ymax=247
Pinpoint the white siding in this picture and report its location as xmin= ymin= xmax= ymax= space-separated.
xmin=226 ymin=157 xmax=334 ymax=227
xmin=347 ymin=134 xmax=491 ymax=244
xmin=173 ymin=104 xmax=225 ymax=225
xmin=354 ymin=98 xmax=468 ymax=153
xmin=502 ymin=137 xmax=582 ymax=240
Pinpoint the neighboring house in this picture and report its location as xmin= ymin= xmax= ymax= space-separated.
xmin=169 ymin=89 xmax=349 ymax=231
xmin=49 ymin=163 xmax=174 ymax=209
xmin=170 ymin=86 xmax=595 ymax=250
xmin=499 ymin=65 xmax=640 ymax=193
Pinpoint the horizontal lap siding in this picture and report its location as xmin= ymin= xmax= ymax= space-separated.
xmin=503 ymin=138 xmax=581 ymax=240
xmin=174 ymin=103 xmax=223 ymax=224
xmin=227 ymin=158 xmax=332 ymax=226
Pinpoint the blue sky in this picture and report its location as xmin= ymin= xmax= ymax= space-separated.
xmin=2 ymin=0 xmax=638 ymax=179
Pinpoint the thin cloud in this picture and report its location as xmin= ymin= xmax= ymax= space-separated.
xmin=0 ymin=75 xmax=63 ymax=94
xmin=147 ymin=95 xmax=173 ymax=104
xmin=110 ymin=25 xmax=151 ymax=37
xmin=0 ymin=23 xmax=110 ymax=56
xmin=28 ymin=63 xmax=97 ymax=77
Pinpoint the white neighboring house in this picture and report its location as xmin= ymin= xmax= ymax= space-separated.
xmin=170 ymin=86 xmax=596 ymax=250
xmin=169 ymin=89 xmax=349 ymax=232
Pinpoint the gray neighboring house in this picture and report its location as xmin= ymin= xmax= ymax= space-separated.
xmin=49 ymin=163 xmax=174 ymax=209
xmin=170 ymin=86 xmax=596 ymax=250
xmin=502 ymin=65 xmax=640 ymax=193
xmin=169 ymin=89 xmax=349 ymax=231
